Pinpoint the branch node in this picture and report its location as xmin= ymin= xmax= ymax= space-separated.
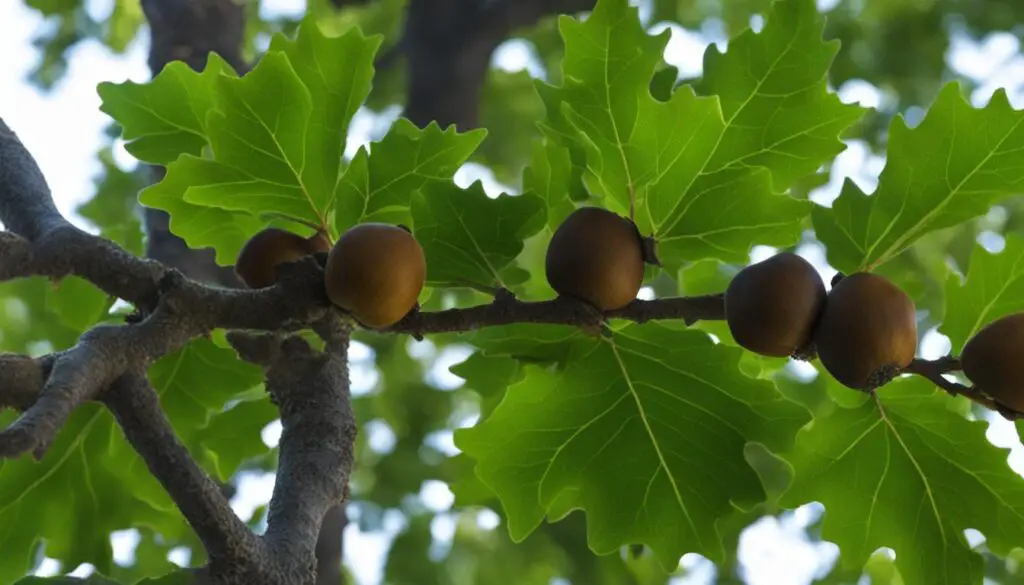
xmin=227 ymin=331 xmax=282 ymax=366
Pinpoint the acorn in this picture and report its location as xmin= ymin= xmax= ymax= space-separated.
xmin=235 ymin=227 xmax=331 ymax=289
xmin=813 ymin=272 xmax=917 ymax=390
xmin=960 ymin=312 xmax=1024 ymax=412
xmin=324 ymin=223 xmax=426 ymax=328
xmin=545 ymin=207 xmax=645 ymax=311
xmin=724 ymin=252 xmax=826 ymax=358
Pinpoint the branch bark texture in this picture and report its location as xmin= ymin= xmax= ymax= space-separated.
xmin=397 ymin=0 xmax=597 ymax=129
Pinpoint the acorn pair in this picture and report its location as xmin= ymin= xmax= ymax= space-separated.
xmin=235 ymin=223 xmax=425 ymax=328
xmin=724 ymin=253 xmax=917 ymax=390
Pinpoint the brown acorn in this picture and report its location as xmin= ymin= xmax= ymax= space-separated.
xmin=545 ymin=207 xmax=645 ymax=311
xmin=813 ymin=272 xmax=917 ymax=390
xmin=725 ymin=252 xmax=827 ymax=358
xmin=324 ymin=223 xmax=426 ymax=328
xmin=960 ymin=312 xmax=1024 ymax=412
xmin=235 ymin=227 xmax=331 ymax=289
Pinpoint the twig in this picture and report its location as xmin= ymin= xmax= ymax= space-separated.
xmin=903 ymin=357 xmax=1024 ymax=421
xmin=384 ymin=291 xmax=725 ymax=339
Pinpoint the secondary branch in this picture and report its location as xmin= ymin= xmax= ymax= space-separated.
xmin=102 ymin=372 xmax=267 ymax=577
xmin=228 ymin=320 xmax=357 ymax=580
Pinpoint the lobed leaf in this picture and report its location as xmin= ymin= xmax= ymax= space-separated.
xmin=781 ymin=378 xmax=1024 ymax=585
xmin=148 ymin=339 xmax=267 ymax=482
xmin=268 ymin=20 xmax=381 ymax=219
xmin=534 ymin=0 xmax=860 ymax=265
xmin=411 ymin=181 xmax=545 ymax=291
xmin=97 ymin=54 xmax=237 ymax=165
xmin=814 ymin=84 xmax=1024 ymax=273
xmin=694 ymin=0 xmax=864 ymax=189
xmin=941 ymin=235 xmax=1024 ymax=352
xmin=138 ymin=164 xmax=265 ymax=265
xmin=522 ymin=140 xmax=576 ymax=231
xmin=0 ymin=340 xmax=265 ymax=582
xmin=456 ymin=323 xmax=810 ymax=566
xmin=334 ymin=120 xmax=487 ymax=233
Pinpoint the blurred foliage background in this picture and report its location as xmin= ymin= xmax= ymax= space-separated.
xmin=7 ymin=0 xmax=1024 ymax=583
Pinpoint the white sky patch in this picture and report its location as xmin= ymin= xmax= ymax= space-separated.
xmin=493 ymin=39 xmax=547 ymax=80
xmin=260 ymin=0 xmax=307 ymax=19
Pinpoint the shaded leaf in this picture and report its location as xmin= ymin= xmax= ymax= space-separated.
xmin=334 ymin=120 xmax=487 ymax=233
xmin=522 ymin=140 xmax=576 ymax=230
xmin=412 ymin=182 xmax=545 ymax=291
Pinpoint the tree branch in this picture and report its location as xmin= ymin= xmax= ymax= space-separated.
xmin=228 ymin=319 xmax=357 ymax=581
xmin=385 ymin=290 xmax=726 ymax=339
xmin=0 ymin=119 xmax=66 ymax=239
xmin=101 ymin=372 xmax=267 ymax=576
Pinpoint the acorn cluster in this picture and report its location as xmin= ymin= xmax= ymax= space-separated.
xmin=231 ymin=205 xmax=1024 ymax=414
xmin=724 ymin=254 xmax=917 ymax=390
xmin=724 ymin=243 xmax=1024 ymax=412
xmin=234 ymin=222 xmax=426 ymax=328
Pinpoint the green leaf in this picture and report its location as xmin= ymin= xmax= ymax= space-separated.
xmin=536 ymin=0 xmax=850 ymax=265
xmin=138 ymin=571 xmax=197 ymax=585
xmin=467 ymin=323 xmax=583 ymax=364
xmin=98 ymin=54 xmax=237 ymax=165
xmin=334 ymin=120 xmax=487 ymax=233
xmin=814 ymin=84 xmax=1024 ymax=272
xmin=46 ymin=276 xmax=114 ymax=332
xmin=411 ymin=182 xmax=546 ymax=291
xmin=126 ymin=21 xmax=384 ymax=262
xmin=456 ymin=323 xmax=810 ymax=566
xmin=194 ymin=396 xmax=278 ymax=481
xmin=941 ymin=235 xmax=1024 ymax=353
xmin=181 ymin=52 xmax=323 ymax=223
xmin=535 ymin=0 xmax=667 ymax=218
xmin=0 ymin=340 xmax=269 ymax=583
xmin=77 ymin=149 xmax=146 ymax=256
xmin=522 ymin=140 xmax=577 ymax=230
xmin=0 ymin=404 xmax=192 ymax=583
xmin=781 ymin=378 xmax=1024 ymax=585
xmin=693 ymin=0 xmax=865 ymax=188
xmin=149 ymin=339 xmax=265 ymax=479
xmin=649 ymin=66 xmax=679 ymax=103
xmin=137 ymin=164 xmax=265 ymax=266
xmin=268 ymin=20 xmax=382 ymax=219
xmin=104 ymin=0 xmax=145 ymax=53
xmin=476 ymin=69 xmax=547 ymax=185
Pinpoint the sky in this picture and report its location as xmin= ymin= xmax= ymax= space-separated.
xmin=1 ymin=0 xmax=1024 ymax=584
